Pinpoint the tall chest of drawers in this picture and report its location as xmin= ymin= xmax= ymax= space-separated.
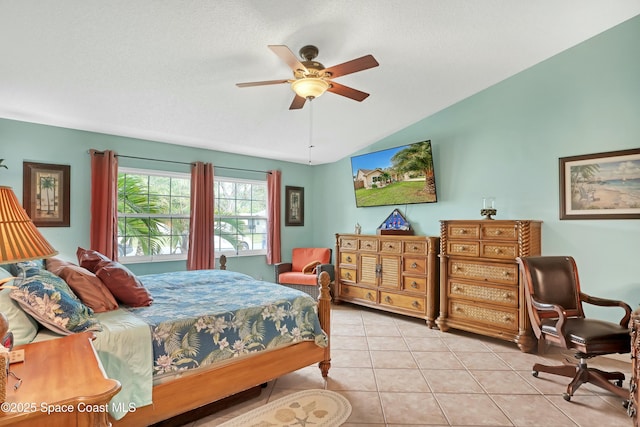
xmin=437 ymin=220 xmax=542 ymax=352
xmin=334 ymin=234 xmax=440 ymax=327
xmin=629 ymin=309 xmax=640 ymax=424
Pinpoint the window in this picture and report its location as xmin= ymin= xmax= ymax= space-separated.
xmin=214 ymin=177 xmax=267 ymax=256
xmin=117 ymin=168 xmax=268 ymax=262
xmin=118 ymin=168 xmax=190 ymax=262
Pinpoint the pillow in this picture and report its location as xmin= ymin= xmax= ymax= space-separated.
xmin=302 ymin=260 xmax=321 ymax=274
xmin=76 ymin=247 xmax=111 ymax=272
xmin=46 ymin=257 xmax=118 ymax=313
xmin=76 ymin=247 xmax=153 ymax=307
xmin=10 ymin=260 xmax=45 ymax=280
xmin=9 ymin=271 xmax=101 ymax=336
xmin=94 ymin=260 xmax=153 ymax=307
xmin=0 ymin=268 xmax=38 ymax=345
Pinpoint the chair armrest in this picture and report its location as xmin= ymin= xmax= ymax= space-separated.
xmin=531 ymin=297 xmax=570 ymax=349
xmin=580 ymin=292 xmax=632 ymax=327
xmin=316 ymin=264 xmax=335 ymax=282
xmin=273 ymin=262 xmax=292 ymax=283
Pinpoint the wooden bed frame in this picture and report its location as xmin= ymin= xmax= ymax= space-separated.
xmin=111 ymin=268 xmax=332 ymax=426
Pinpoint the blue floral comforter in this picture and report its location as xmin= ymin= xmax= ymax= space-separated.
xmin=128 ymin=269 xmax=328 ymax=379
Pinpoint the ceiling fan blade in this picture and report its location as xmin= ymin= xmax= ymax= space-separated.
xmin=268 ymin=45 xmax=307 ymax=72
xmin=236 ymin=79 xmax=289 ymax=88
xmin=324 ymin=54 xmax=379 ymax=78
xmin=327 ymin=81 xmax=370 ymax=102
xmin=289 ymin=95 xmax=307 ymax=110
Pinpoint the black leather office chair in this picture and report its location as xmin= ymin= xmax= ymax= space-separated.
xmin=517 ymin=256 xmax=631 ymax=402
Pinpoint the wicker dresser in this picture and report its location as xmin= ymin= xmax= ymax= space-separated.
xmin=437 ymin=219 xmax=542 ymax=352
xmin=630 ymin=308 xmax=640 ymax=424
xmin=334 ymin=234 xmax=440 ymax=326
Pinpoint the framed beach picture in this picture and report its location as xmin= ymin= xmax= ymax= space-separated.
xmin=559 ymin=148 xmax=640 ymax=220
xmin=23 ymin=161 xmax=71 ymax=227
xmin=285 ymin=186 xmax=304 ymax=226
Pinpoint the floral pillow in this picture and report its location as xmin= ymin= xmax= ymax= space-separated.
xmin=9 ymin=260 xmax=45 ymax=279
xmin=0 ymin=267 xmax=39 ymax=345
xmin=9 ymin=271 xmax=101 ymax=336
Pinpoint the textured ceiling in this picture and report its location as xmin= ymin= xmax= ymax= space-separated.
xmin=1 ymin=1 xmax=639 ymax=164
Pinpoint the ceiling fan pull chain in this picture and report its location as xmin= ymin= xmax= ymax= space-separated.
xmin=308 ymin=99 xmax=315 ymax=165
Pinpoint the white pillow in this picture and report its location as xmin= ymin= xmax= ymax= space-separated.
xmin=0 ymin=267 xmax=39 ymax=345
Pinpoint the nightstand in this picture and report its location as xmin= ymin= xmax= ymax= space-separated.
xmin=0 ymin=331 xmax=121 ymax=427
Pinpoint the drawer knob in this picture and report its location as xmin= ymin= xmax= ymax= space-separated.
xmin=366 ymin=243 xmax=372 ymax=248
xmin=411 ymin=262 xmax=418 ymax=269
xmin=495 ymin=230 xmax=502 ymax=235
xmin=385 ymin=296 xmax=392 ymax=303
xmin=412 ymin=301 xmax=420 ymax=308
xmin=455 ymin=306 xmax=463 ymax=312
xmin=502 ymin=271 xmax=509 ymax=277
xmin=345 ymin=272 xmax=352 ymax=279
xmin=503 ymin=315 xmax=512 ymax=322
xmin=457 ymin=229 xmax=466 ymax=234
xmin=503 ymin=292 xmax=512 ymax=299
xmin=494 ymin=248 xmax=501 ymax=254
xmin=453 ymin=265 xmax=460 ymax=272
xmin=411 ymin=281 xmax=418 ymax=289
xmin=366 ymin=292 xmax=374 ymax=300
xmin=453 ymin=285 xmax=461 ymax=292
xmin=346 ymin=256 xmax=352 ymax=262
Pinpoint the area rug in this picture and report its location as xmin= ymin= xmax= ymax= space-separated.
xmin=218 ymin=389 xmax=352 ymax=427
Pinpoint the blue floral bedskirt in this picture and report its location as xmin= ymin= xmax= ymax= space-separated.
xmin=127 ymin=269 xmax=328 ymax=378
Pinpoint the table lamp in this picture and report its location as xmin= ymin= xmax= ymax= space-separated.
xmin=0 ymin=185 xmax=58 ymax=351
xmin=0 ymin=185 xmax=58 ymax=276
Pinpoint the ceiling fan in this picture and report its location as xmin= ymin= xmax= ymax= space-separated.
xmin=236 ymin=45 xmax=379 ymax=110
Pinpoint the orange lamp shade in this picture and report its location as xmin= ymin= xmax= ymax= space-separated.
xmin=0 ymin=186 xmax=58 ymax=263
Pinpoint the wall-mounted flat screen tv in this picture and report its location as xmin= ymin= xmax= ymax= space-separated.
xmin=350 ymin=140 xmax=437 ymax=208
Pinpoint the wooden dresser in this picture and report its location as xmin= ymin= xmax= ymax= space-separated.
xmin=630 ymin=309 xmax=640 ymax=424
xmin=437 ymin=220 xmax=542 ymax=352
xmin=334 ymin=233 xmax=440 ymax=327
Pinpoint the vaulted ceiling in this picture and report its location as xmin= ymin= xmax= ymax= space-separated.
xmin=1 ymin=1 xmax=639 ymax=164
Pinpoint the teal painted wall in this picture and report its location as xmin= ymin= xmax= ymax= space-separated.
xmin=0 ymin=121 xmax=320 ymax=281
xmin=314 ymin=16 xmax=640 ymax=322
xmin=1 ymin=16 xmax=638 ymax=323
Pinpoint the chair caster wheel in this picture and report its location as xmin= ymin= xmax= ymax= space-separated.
xmin=532 ymin=370 xmax=539 ymax=377
xmin=615 ymin=379 xmax=623 ymax=387
xmin=563 ymin=393 xmax=571 ymax=401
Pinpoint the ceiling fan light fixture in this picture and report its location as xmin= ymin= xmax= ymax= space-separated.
xmin=291 ymin=78 xmax=329 ymax=99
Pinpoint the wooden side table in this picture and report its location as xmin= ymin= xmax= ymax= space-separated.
xmin=0 ymin=331 xmax=121 ymax=427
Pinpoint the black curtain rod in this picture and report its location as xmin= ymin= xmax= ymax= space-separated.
xmin=90 ymin=151 xmax=271 ymax=174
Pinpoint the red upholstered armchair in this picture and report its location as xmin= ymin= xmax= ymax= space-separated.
xmin=274 ymin=248 xmax=335 ymax=299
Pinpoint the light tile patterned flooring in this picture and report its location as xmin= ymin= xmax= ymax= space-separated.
xmin=184 ymin=304 xmax=633 ymax=426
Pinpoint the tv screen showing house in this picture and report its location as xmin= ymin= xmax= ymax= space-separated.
xmin=350 ymin=140 xmax=437 ymax=208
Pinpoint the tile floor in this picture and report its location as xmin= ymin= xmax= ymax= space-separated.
xmin=183 ymin=304 xmax=633 ymax=426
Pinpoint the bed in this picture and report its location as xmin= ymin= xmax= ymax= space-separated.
xmin=1 ymin=258 xmax=331 ymax=427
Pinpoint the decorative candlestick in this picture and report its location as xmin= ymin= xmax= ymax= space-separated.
xmin=481 ymin=197 xmax=497 ymax=220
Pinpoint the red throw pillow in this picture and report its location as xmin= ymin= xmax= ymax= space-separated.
xmin=76 ymin=247 xmax=111 ymax=272
xmin=46 ymin=257 xmax=118 ymax=313
xmin=94 ymin=260 xmax=153 ymax=307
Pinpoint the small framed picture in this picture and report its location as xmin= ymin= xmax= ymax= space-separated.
xmin=559 ymin=148 xmax=640 ymax=220
xmin=23 ymin=161 xmax=71 ymax=227
xmin=285 ymin=186 xmax=304 ymax=226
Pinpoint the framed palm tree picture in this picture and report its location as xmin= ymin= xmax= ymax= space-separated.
xmin=285 ymin=186 xmax=304 ymax=226
xmin=559 ymin=148 xmax=640 ymax=220
xmin=23 ymin=161 xmax=70 ymax=227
